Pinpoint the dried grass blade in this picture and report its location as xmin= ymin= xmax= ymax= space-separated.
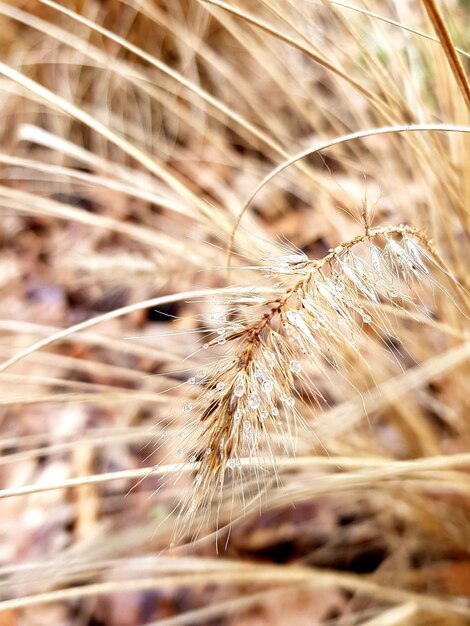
xmin=421 ymin=0 xmax=470 ymax=111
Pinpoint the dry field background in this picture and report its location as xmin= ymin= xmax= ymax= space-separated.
xmin=0 ymin=0 xmax=469 ymax=624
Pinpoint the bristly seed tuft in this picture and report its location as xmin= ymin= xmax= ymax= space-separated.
xmin=170 ymin=224 xmax=447 ymax=539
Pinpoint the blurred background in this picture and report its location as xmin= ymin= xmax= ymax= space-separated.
xmin=0 ymin=1 xmax=469 ymax=624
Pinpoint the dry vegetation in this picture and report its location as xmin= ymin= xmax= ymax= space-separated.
xmin=0 ymin=0 xmax=469 ymax=624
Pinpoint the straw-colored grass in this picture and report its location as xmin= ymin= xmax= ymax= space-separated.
xmin=0 ymin=0 xmax=469 ymax=624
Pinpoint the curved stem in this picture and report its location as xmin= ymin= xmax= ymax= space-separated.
xmin=226 ymin=123 xmax=470 ymax=272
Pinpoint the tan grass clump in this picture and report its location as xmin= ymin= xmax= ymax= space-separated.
xmin=0 ymin=0 xmax=469 ymax=623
